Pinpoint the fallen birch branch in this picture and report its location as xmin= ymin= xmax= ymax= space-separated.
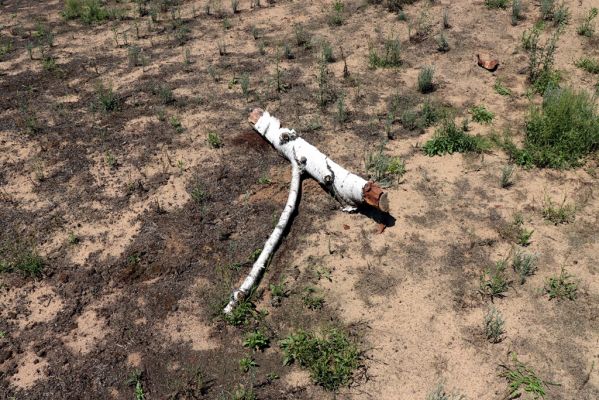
xmin=224 ymin=108 xmax=388 ymax=314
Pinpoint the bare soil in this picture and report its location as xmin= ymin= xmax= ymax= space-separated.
xmin=1 ymin=0 xmax=598 ymax=399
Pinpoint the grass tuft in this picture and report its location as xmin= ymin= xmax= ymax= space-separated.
xmin=542 ymin=196 xmax=575 ymax=224
xmin=485 ymin=0 xmax=509 ymax=9
xmin=417 ymin=65 xmax=435 ymax=93
xmin=479 ymin=261 xmax=510 ymax=298
xmin=470 ymin=105 xmax=494 ymax=124
xmin=423 ymin=120 xmax=489 ymax=156
xmin=484 ymin=306 xmax=505 ymax=343
xmin=500 ymin=353 xmax=553 ymax=399
xmin=545 ymin=268 xmax=577 ymax=300
xmin=512 ymin=250 xmax=537 ymax=284
xmin=280 ymin=328 xmax=359 ymax=391
xmin=365 ymin=143 xmax=406 ymax=187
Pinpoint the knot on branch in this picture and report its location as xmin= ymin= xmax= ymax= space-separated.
xmin=278 ymin=128 xmax=297 ymax=144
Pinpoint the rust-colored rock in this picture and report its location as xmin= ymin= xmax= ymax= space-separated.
xmin=477 ymin=54 xmax=499 ymax=71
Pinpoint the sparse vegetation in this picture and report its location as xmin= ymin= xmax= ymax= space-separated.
xmin=500 ymin=353 xmax=553 ymax=398
xmin=511 ymin=0 xmax=522 ymax=25
xmin=239 ymin=356 xmax=257 ymax=373
xmin=0 ymin=240 xmax=44 ymax=277
xmin=302 ymin=286 xmax=325 ymax=310
xmin=207 ymin=132 xmax=223 ymax=148
xmin=575 ymin=57 xmax=599 ymax=74
xmin=95 ymin=81 xmax=119 ymax=112
xmin=437 ymin=33 xmax=450 ymax=52
xmin=512 ymin=250 xmax=537 ymax=284
xmin=479 ymin=261 xmax=510 ymax=298
xmin=280 ymin=328 xmax=359 ymax=390
xmin=470 ymin=105 xmax=494 ymax=124
xmin=500 ymin=164 xmax=515 ymax=188
xmin=542 ymin=196 xmax=575 ymax=224
xmin=485 ymin=0 xmax=508 ymax=9
xmin=243 ymin=330 xmax=270 ymax=351
xmin=577 ymin=7 xmax=598 ymax=37
xmin=494 ymin=80 xmax=512 ymax=96
xmin=417 ymin=65 xmax=435 ymax=93
xmin=484 ymin=306 xmax=505 ymax=343
xmin=423 ymin=120 xmax=489 ymax=156
xmin=366 ymin=143 xmax=406 ymax=186
xmin=544 ymin=268 xmax=577 ymax=300
xmin=426 ymin=382 xmax=466 ymax=400
xmin=369 ymin=36 xmax=402 ymax=68
xmin=126 ymin=370 xmax=145 ymax=400
xmin=63 ymin=0 xmax=110 ymax=24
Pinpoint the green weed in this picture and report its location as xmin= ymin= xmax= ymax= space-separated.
xmin=500 ymin=164 xmax=515 ymax=188
xmin=417 ymin=65 xmax=435 ymax=93
xmin=243 ymin=330 xmax=270 ymax=351
xmin=223 ymin=299 xmax=255 ymax=325
xmin=126 ymin=370 xmax=145 ymax=400
xmin=494 ymin=80 xmax=512 ymax=96
xmin=63 ymin=0 xmax=110 ymax=24
xmin=470 ymin=105 xmax=494 ymax=124
xmin=542 ymin=196 xmax=575 ymax=224
xmin=280 ymin=328 xmax=359 ymax=391
xmin=426 ymin=382 xmax=466 ymax=400
xmin=423 ymin=120 xmax=489 ymax=156
xmin=518 ymin=87 xmax=599 ymax=168
xmin=500 ymin=353 xmax=553 ymax=398
xmin=328 ymin=0 xmax=345 ymax=26
xmin=303 ymin=286 xmax=325 ymax=310
xmin=365 ymin=143 xmax=406 ymax=187
xmin=511 ymin=0 xmax=522 ymax=25
xmin=484 ymin=306 xmax=505 ymax=343
xmin=575 ymin=57 xmax=599 ymax=74
xmin=239 ymin=356 xmax=257 ymax=373
xmin=479 ymin=261 xmax=510 ymax=298
xmin=485 ymin=0 xmax=508 ymax=9
xmin=577 ymin=7 xmax=598 ymax=37
xmin=95 ymin=82 xmax=119 ymax=112
xmin=207 ymin=132 xmax=223 ymax=148
xmin=512 ymin=250 xmax=537 ymax=284
xmin=368 ymin=36 xmax=402 ymax=68
xmin=0 ymin=240 xmax=44 ymax=277
xmin=545 ymin=268 xmax=577 ymax=300
xmin=437 ymin=33 xmax=450 ymax=53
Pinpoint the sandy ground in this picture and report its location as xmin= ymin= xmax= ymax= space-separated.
xmin=1 ymin=0 xmax=598 ymax=398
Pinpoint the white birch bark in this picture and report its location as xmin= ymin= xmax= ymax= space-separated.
xmin=223 ymin=109 xmax=388 ymax=314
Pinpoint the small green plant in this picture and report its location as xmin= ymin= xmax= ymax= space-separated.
xmin=365 ymin=143 xmax=406 ymax=187
xmin=552 ymin=3 xmax=569 ymax=26
xmin=239 ymin=356 xmax=257 ymax=373
xmin=368 ymin=36 xmax=402 ymax=68
xmin=0 ymin=331 xmax=5 ymax=339
xmin=317 ymin=59 xmax=334 ymax=106
xmin=545 ymin=268 xmax=577 ymax=300
xmin=500 ymin=353 xmax=553 ymax=398
xmin=500 ymin=164 xmax=515 ymax=188
xmin=294 ymin=24 xmax=311 ymax=49
xmin=248 ymin=248 xmax=262 ymax=262
xmin=542 ymin=196 xmax=575 ymax=224
xmin=223 ymin=299 xmax=255 ymax=325
xmin=423 ymin=120 xmax=489 ymax=156
xmin=95 ymin=82 xmax=118 ymax=112
xmin=217 ymin=40 xmax=227 ymax=56
xmin=511 ymin=0 xmax=522 ymax=25
xmin=302 ymin=286 xmax=324 ymax=310
xmin=63 ymin=0 xmax=110 ymax=24
xmin=170 ymin=116 xmax=184 ymax=133
xmin=207 ymin=132 xmax=223 ymax=149
xmin=0 ymin=241 xmax=44 ymax=277
xmin=575 ymin=57 xmax=599 ymax=74
xmin=417 ymin=65 xmax=435 ymax=93
xmin=328 ymin=0 xmax=345 ymax=26
xmin=231 ymin=0 xmax=239 ymax=13
xmin=479 ymin=261 xmax=510 ymax=298
xmin=244 ymin=330 xmax=270 ymax=351
xmin=577 ymin=7 xmax=598 ymax=37
xmin=516 ymin=227 xmax=534 ymax=246
xmin=321 ymin=41 xmax=335 ymax=62
xmin=240 ymin=73 xmax=250 ymax=97
xmin=190 ymin=182 xmax=206 ymax=205
xmin=436 ymin=33 xmax=449 ymax=52
xmin=270 ymin=278 xmax=288 ymax=305
xmin=336 ymin=93 xmax=348 ymax=123
xmin=512 ymin=250 xmax=537 ymax=284
xmin=426 ymin=382 xmax=466 ymax=400
xmin=442 ymin=8 xmax=450 ymax=28
xmin=152 ymin=85 xmax=174 ymax=104
xmin=485 ymin=0 xmax=508 ymax=9
xmin=67 ymin=232 xmax=80 ymax=245
xmin=541 ymin=0 xmax=555 ymax=20
xmin=494 ymin=80 xmax=512 ymax=96
xmin=470 ymin=105 xmax=494 ymax=124
xmin=283 ymin=42 xmax=294 ymax=59
xmin=484 ymin=306 xmax=505 ymax=343
xmin=126 ymin=370 xmax=145 ymax=400
xmin=280 ymin=328 xmax=359 ymax=391
xmin=257 ymin=176 xmax=271 ymax=185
